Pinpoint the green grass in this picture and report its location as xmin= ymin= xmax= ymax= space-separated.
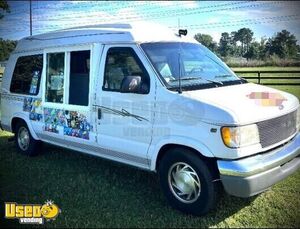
xmin=231 ymin=66 xmax=300 ymax=71
xmin=0 ymin=131 xmax=300 ymax=228
xmin=231 ymin=66 xmax=300 ymax=99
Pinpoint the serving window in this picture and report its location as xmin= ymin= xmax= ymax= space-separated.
xmin=45 ymin=49 xmax=91 ymax=106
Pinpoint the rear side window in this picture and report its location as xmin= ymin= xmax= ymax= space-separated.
xmin=45 ymin=52 xmax=65 ymax=103
xmin=10 ymin=54 xmax=43 ymax=95
xmin=69 ymin=50 xmax=90 ymax=106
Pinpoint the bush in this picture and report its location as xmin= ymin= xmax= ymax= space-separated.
xmin=225 ymin=56 xmax=300 ymax=67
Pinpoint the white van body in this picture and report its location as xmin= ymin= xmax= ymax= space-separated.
xmin=1 ymin=22 xmax=300 ymax=215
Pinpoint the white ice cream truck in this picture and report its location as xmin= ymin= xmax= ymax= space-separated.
xmin=1 ymin=23 xmax=299 ymax=215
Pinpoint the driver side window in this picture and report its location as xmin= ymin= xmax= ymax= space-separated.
xmin=103 ymin=47 xmax=150 ymax=93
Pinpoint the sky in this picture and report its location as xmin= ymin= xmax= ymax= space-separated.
xmin=0 ymin=1 xmax=300 ymax=44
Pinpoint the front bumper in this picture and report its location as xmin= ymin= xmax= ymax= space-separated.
xmin=217 ymin=133 xmax=300 ymax=197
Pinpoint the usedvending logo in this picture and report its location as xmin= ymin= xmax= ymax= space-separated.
xmin=5 ymin=200 xmax=61 ymax=224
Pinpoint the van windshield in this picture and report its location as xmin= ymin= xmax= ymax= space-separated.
xmin=140 ymin=42 xmax=246 ymax=91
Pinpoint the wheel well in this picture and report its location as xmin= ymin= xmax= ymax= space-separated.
xmin=155 ymin=144 xmax=219 ymax=179
xmin=11 ymin=117 xmax=25 ymax=133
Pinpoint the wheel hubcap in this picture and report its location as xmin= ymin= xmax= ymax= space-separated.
xmin=168 ymin=162 xmax=201 ymax=203
xmin=18 ymin=127 xmax=30 ymax=151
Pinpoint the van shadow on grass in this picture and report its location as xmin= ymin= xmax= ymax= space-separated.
xmin=0 ymin=131 xmax=257 ymax=227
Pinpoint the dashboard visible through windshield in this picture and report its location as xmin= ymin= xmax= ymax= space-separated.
xmin=140 ymin=42 xmax=246 ymax=91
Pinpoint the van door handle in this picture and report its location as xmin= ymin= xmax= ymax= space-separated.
xmin=98 ymin=108 xmax=102 ymax=119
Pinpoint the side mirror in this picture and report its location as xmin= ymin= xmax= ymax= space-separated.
xmin=120 ymin=75 xmax=149 ymax=94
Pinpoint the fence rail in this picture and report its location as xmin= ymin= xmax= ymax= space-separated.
xmin=235 ymin=70 xmax=300 ymax=85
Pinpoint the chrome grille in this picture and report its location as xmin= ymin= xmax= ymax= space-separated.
xmin=257 ymin=110 xmax=297 ymax=148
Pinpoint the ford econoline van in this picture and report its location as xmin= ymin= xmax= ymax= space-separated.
xmin=1 ymin=22 xmax=300 ymax=215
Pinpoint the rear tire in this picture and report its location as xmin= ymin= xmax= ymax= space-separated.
xmin=158 ymin=147 xmax=217 ymax=216
xmin=15 ymin=120 xmax=40 ymax=156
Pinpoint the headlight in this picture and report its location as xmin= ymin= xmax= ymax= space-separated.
xmin=221 ymin=124 xmax=260 ymax=148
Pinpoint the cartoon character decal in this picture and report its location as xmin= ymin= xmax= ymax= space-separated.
xmin=63 ymin=111 xmax=91 ymax=140
xmin=43 ymin=108 xmax=62 ymax=133
xmin=23 ymin=98 xmax=92 ymax=140
xmin=43 ymin=108 xmax=92 ymax=139
xmin=247 ymin=92 xmax=287 ymax=110
xmin=40 ymin=200 xmax=60 ymax=221
xmin=23 ymin=98 xmax=43 ymax=121
xmin=23 ymin=98 xmax=33 ymax=112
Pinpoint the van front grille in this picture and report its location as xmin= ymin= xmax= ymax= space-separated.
xmin=257 ymin=110 xmax=297 ymax=148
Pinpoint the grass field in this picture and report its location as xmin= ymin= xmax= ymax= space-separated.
xmin=232 ymin=66 xmax=300 ymax=99
xmin=1 ymin=66 xmax=300 ymax=228
xmin=1 ymin=131 xmax=299 ymax=228
xmin=232 ymin=66 xmax=300 ymax=71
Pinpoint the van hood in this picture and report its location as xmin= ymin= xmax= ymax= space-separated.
xmin=183 ymin=83 xmax=299 ymax=125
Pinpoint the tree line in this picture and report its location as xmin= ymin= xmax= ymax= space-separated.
xmin=0 ymin=0 xmax=9 ymax=19
xmin=194 ymin=28 xmax=300 ymax=64
xmin=0 ymin=0 xmax=299 ymax=66
xmin=0 ymin=27 xmax=299 ymax=66
xmin=0 ymin=0 xmax=15 ymax=62
xmin=0 ymin=39 xmax=17 ymax=62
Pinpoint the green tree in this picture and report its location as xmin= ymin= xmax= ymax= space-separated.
xmin=0 ymin=0 xmax=9 ymax=19
xmin=244 ymin=41 xmax=260 ymax=60
xmin=258 ymin=37 xmax=267 ymax=59
xmin=229 ymin=31 xmax=240 ymax=57
xmin=218 ymin=32 xmax=231 ymax=57
xmin=0 ymin=1 xmax=16 ymax=61
xmin=194 ymin=33 xmax=217 ymax=52
xmin=234 ymin=28 xmax=254 ymax=57
xmin=0 ymin=39 xmax=17 ymax=61
xmin=267 ymin=30 xmax=298 ymax=58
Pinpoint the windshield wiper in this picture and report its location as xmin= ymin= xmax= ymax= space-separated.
xmin=205 ymin=78 xmax=223 ymax=85
xmin=170 ymin=76 xmax=201 ymax=81
xmin=171 ymin=76 xmax=223 ymax=85
xmin=214 ymin=74 xmax=248 ymax=84
xmin=214 ymin=74 xmax=234 ymax=78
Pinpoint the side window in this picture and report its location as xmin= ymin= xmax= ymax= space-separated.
xmin=69 ymin=50 xmax=90 ymax=106
xmin=10 ymin=54 xmax=43 ymax=95
xmin=103 ymin=47 xmax=150 ymax=93
xmin=46 ymin=52 xmax=65 ymax=103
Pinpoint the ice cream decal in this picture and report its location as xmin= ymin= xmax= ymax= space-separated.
xmin=23 ymin=98 xmax=92 ymax=140
xmin=43 ymin=108 xmax=92 ymax=140
xmin=23 ymin=98 xmax=43 ymax=121
xmin=247 ymin=92 xmax=287 ymax=110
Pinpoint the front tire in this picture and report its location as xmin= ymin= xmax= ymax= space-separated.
xmin=158 ymin=147 xmax=217 ymax=216
xmin=15 ymin=121 xmax=40 ymax=156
